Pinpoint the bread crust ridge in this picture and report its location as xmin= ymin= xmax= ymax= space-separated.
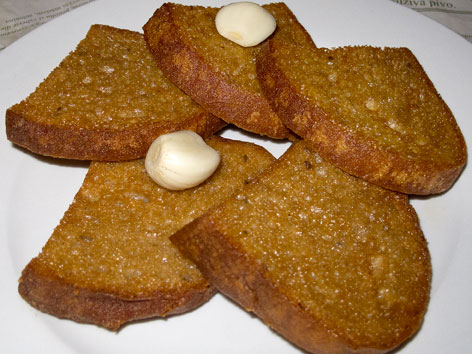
xmin=6 ymin=107 xmax=225 ymax=161
xmin=19 ymin=259 xmax=215 ymax=330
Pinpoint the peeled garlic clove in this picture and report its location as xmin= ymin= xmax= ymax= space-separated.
xmin=145 ymin=130 xmax=220 ymax=190
xmin=215 ymin=2 xmax=276 ymax=47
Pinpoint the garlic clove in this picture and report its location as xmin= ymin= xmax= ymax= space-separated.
xmin=145 ymin=130 xmax=220 ymax=190
xmin=215 ymin=2 xmax=277 ymax=47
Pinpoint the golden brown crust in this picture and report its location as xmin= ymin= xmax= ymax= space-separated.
xmin=6 ymin=24 xmax=225 ymax=161
xmin=256 ymin=43 xmax=467 ymax=195
xmin=19 ymin=259 xmax=215 ymax=330
xmin=6 ymin=106 xmax=225 ymax=161
xmin=171 ymin=141 xmax=431 ymax=353
xmin=143 ymin=3 xmax=310 ymax=139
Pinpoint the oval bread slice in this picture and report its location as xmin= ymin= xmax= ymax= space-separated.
xmin=256 ymin=43 xmax=467 ymax=194
xmin=6 ymin=25 xmax=225 ymax=161
xmin=18 ymin=136 xmax=275 ymax=330
xmin=171 ymin=140 xmax=431 ymax=353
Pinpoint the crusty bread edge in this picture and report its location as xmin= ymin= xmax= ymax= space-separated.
xmin=256 ymin=42 xmax=467 ymax=195
xmin=171 ymin=206 xmax=430 ymax=353
xmin=18 ymin=257 xmax=215 ymax=330
xmin=142 ymin=3 xmax=292 ymax=139
xmin=6 ymin=106 xmax=225 ymax=161
xmin=171 ymin=214 xmax=389 ymax=354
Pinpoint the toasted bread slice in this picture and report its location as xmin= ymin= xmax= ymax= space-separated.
xmin=257 ymin=44 xmax=466 ymax=195
xmin=6 ymin=24 xmax=225 ymax=161
xmin=171 ymin=140 xmax=431 ymax=353
xmin=18 ymin=136 xmax=275 ymax=330
xmin=143 ymin=2 xmax=314 ymax=139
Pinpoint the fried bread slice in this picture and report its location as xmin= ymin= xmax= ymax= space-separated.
xmin=18 ymin=136 xmax=275 ymax=330
xmin=257 ymin=44 xmax=466 ymax=194
xmin=143 ymin=2 xmax=314 ymax=139
xmin=6 ymin=25 xmax=225 ymax=161
xmin=171 ymin=140 xmax=431 ymax=353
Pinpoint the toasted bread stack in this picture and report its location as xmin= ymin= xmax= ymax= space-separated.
xmin=7 ymin=1 xmax=467 ymax=353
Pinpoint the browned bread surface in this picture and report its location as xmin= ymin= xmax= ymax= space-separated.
xmin=18 ymin=136 xmax=275 ymax=330
xmin=6 ymin=24 xmax=225 ymax=161
xmin=143 ymin=2 xmax=314 ymax=139
xmin=171 ymin=140 xmax=431 ymax=353
xmin=257 ymin=44 xmax=467 ymax=195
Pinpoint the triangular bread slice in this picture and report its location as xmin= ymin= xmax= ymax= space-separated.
xmin=143 ymin=2 xmax=314 ymax=139
xmin=6 ymin=25 xmax=225 ymax=161
xmin=257 ymin=44 xmax=466 ymax=195
xmin=171 ymin=140 xmax=431 ymax=353
xmin=18 ymin=136 xmax=275 ymax=330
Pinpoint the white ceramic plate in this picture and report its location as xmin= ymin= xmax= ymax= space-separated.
xmin=1 ymin=0 xmax=471 ymax=353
